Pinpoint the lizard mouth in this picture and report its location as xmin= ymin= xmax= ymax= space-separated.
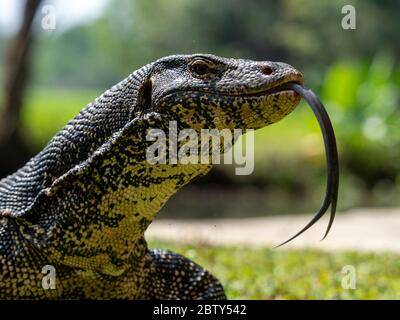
xmin=272 ymin=82 xmax=339 ymax=247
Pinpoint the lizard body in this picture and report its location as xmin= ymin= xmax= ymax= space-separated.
xmin=0 ymin=54 xmax=303 ymax=299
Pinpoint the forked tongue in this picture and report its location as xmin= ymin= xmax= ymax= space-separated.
xmin=275 ymin=83 xmax=339 ymax=247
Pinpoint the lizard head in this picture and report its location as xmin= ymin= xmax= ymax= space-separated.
xmin=145 ymin=53 xmax=304 ymax=131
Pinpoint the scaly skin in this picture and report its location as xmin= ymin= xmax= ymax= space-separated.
xmin=0 ymin=54 xmax=303 ymax=299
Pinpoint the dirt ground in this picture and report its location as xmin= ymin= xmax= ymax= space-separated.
xmin=146 ymin=207 xmax=400 ymax=252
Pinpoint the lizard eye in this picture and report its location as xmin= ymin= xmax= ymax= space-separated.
xmin=190 ymin=59 xmax=213 ymax=77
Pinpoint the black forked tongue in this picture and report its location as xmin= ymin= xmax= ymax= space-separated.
xmin=275 ymin=83 xmax=339 ymax=247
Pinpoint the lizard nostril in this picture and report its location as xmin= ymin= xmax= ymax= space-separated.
xmin=260 ymin=65 xmax=274 ymax=76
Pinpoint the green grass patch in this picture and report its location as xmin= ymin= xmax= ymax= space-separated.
xmin=148 ymin=240 xmax=400 ymax=299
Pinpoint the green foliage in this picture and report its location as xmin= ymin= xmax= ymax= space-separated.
xmin=149 ymin=240 xmax=400 ymax=299
xmin=30 ymin=0 xmax=400 ymax=89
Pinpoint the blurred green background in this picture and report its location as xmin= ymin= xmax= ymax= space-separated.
xmin=0 ymin=0 xmax=399 ymax=217
xmin=1 ymin=0 xmax=400 ymax=300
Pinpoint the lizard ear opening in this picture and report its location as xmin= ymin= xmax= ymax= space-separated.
xmin=139 ymin=79 xmax=153 ymax=110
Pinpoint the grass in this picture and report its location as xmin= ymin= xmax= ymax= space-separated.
xmin=148 ymin=240 xmax=400 ymax=299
